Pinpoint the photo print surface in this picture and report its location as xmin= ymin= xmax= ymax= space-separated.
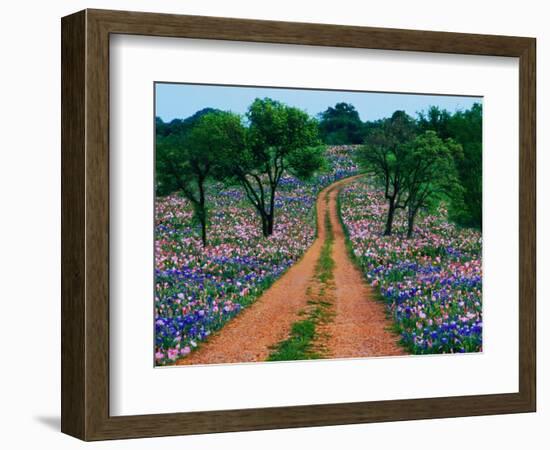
xmin=153 ymin=83 xmax=483 ymax=367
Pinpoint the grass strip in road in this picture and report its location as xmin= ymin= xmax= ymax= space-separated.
xmin=317 ymin=199 xmax=335 ymax=283
xmin=267 ymin=208 xmax=335 ymax=361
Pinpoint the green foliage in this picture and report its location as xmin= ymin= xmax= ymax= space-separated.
xmin=418 ymin=104 xmax=482 ymax=228
xmin=356 ymin=110 xmax=417 ymax=190
xmin=155 ymin=108 xmax=222 ymax=138
xmin=318 ymin=102 xmax=364 ymax=144
xmin=156 ymin=111 xmax=245 ymax=198
xmin=218 ymin=98 xmax=323 ymax=236
xmin=417 ymin=106 xmax=452 ymax=139
xmin=247 ymin=98 xmax=321 ymax=156
xmin=286 ymin=145 xmax=327 ymax=180
xmin=356 ymin=110 xmax=471 ymax=237
xmin=401 ymin=131 xmax=463 ymax=237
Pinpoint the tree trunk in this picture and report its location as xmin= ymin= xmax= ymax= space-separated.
xmin=266 ymin=213 xmax=274 ymax=235
xmin=260 ymin=213 xmax=274 ymax=237
xmin=200 ymin=215 xmax=207 ymax=246
xmin=267 ymin=185 xmax=277 ymax=236
xmin=260 ymin=213 xmax=269 ymax=237
xmin=384 ymin=198 xmax=396 ymax=236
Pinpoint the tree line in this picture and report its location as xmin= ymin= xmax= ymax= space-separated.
xmin=156 ymin=98 xmax=323 ymax=246
xmin=156 ymin=98 xmax=482 ymax=245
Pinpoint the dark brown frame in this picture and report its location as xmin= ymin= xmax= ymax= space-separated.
xmin=61 ymin=8 xmax=536 ymax=441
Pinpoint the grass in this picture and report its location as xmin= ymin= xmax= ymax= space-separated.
xmin=317 ymin=202 xmax=335 ymax=283
xmin=266 ymin=318 xmax=319 ymax=361
xmin=267 ymin=203 xmax=336 ymax=362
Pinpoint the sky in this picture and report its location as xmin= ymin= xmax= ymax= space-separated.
xmin=155 ymin=82 xmax=482 ymax=123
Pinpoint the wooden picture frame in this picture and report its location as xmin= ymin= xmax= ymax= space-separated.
xmin=61 ymin=8 xmax=536 ymax=441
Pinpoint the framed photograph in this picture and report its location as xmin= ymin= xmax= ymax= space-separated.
xmin=61 ymin=9 xmax=536 ymax=440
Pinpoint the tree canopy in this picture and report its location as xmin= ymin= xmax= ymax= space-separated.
xmin=401 ymin=131 xmax=462 ymax=237
xmin=155 ymin=107 xmax=221 ymax=138
xmin=418 ymin=103 xmax=482 ymax=228
xmin=318 ymin=102 xmax=364 ymax=145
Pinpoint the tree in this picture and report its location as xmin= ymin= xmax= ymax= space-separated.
xmin=220 ymin=98 xmax=323 ymax=237
xmin=401 ymin=131 xmax=463 ymax=238
xmin=447 ymin=104 xmax=482 ymax=228
xmin=417 ymin=104 xmax=482 ymax=228
xmin=156 ymin=111 xmax=246 ymax=245
xmin=318 ymin=102 xmax=365 ymax=144
xmin=356 ymin=110 xmax=417 ymax=235
xmin=155 ymin=108 xmax=222 ymax=138
xmin=417 ymin=106 xmax=452 ymax=139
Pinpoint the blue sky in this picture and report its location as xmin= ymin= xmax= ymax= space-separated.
xmin=155 ymin=83 xmax=481 ymax=123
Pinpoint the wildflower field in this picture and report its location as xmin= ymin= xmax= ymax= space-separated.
xmin=339 ymin=179 xmax=483 ymax=354
xmin=155 ymin=147 xmax=358 ymax=365
xmin=153 ymin=87 xmax=483 ymax=365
